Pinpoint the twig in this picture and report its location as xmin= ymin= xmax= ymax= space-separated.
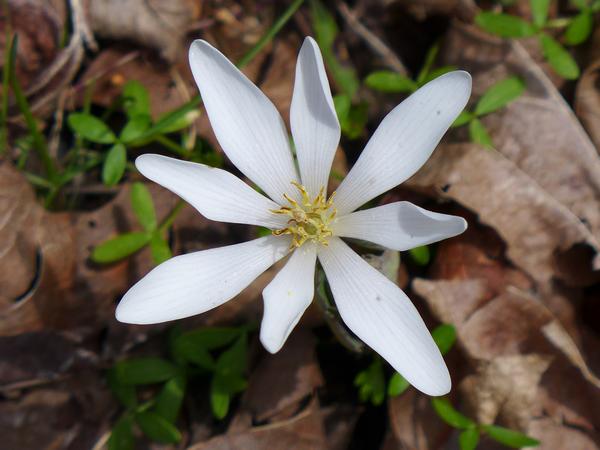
xmin=335 ymin=0 xmax=409 ymax=76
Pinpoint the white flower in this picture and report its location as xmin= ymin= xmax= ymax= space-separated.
xmin=116 ymin=37 xmax=471 ymax=396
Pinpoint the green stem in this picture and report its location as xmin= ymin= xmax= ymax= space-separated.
xmin=159 ymin=200 xmax=185 ymax=232
xmin=8 ymin=36 xmax=59 ymax=183
xmin=154 ymin=134 xmax=189 ymax=158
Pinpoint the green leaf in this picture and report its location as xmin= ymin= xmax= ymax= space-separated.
xmin=113 ymin=357 xmax=180 ymax=385
xmin=107 ymin=369 xmax=137 ymax=409
xmin=210 ymin=379 xmax=231 ymax=419
xmin=177 ymin=327 xmax=242 ymax=352
xmin=387 ymin=372 xmax=410 ymax=397
xmin=452 ymin=110 xmax=474 ymax=128
xmin=474 ymin=77 xmax=525 ymax=116
xmin=136 ymin=411 xmax=181 ymax=444
xmin=539 ymin=33 xmax=580 ymax=79
xmin=216 ymin=333 xmax=248 ymax=375
xmin=364 ymin=71 xmax=417 ymax=93
xmin=482 ymin=424 xmax=540 ymax=448
xmin=459 ymin=427 xmax=480 ymax=450
xmin=122 ymin=80 xmax=150 ymax=118
xmin=432 ymin=324 xmax=457 ymax=355
xmin=108 ymin=417 xmax=134 ymax=450
xmin=531 ymin=0 xmax=551 ymax=27
xmin=564 ymin=11 xmax=593 ymax=45
xmin=354 ymin=358 xmax=386 ymax=406
xmin=469 ymin=118 xmax=494 ymax=149
xmin=68 ymin=113 xmax=116 ymax=144
xmin=102 ymin=143 xmax=127 ymax=186
xmin=409 ymin=245 xmax=430 ymax=266
xmin=340 ymin=102 xmax=369 ymax=140
xmin=130 ymin=182 xmax=157 ymax=231
xmin=157 ymin=109 xmax=201 ymax=134
xmin=91 ymin=231 xmax=150 ymax=263
xmin=120 ymin=114 xmax=152 ymax=143
xmin=431 ymin=397 xmax=475 ymax=429
xmin=475 ymin=12 xmax=536 ymax=38
xmin=333 ymin=94 xmax=351 ymax=123
xmin=150 ymin=234 xmax=172 ymax=264
xmin=154 ymin=375 xmax=186 ymax=423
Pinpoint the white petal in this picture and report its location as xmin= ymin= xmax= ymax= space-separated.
xmin=333 ymin=201 xmax=467 ymax=251
xmin=260 ymin=244 xmax=317 ymax=353
xmin=116 ymin=236 xmax=290 ymax=324
xmin=318 ymin=237 xmax=450 ymax=396
xmin=136 ymin=154 xmax=287 ymax=229
xmin=291 ymin=37 xmax=340 ymax=197
xmin=189 ymin=40 xmax=299 ymax=203
xmin=334 ymin=71 xmax=472 ymax=215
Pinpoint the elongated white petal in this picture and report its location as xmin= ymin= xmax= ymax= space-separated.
xmin=136 ymin=154 xmax=287 ymax=229
xmin=334 ymin=71 xmax=472 ymax=215
xmin=260 ymin=244 xmax=317 ymax=353
xmin=291 ymin=37 xmax=340 ymax=197
xmin=318 ymin=237 xmax=450 ymax=396
xmin=333 ymin=201 xmax=467 ymax=251
xmin=116 ymin=236 xmax=290 ymax=324
xmin=189 ymin=40 xmax=299 ymax=203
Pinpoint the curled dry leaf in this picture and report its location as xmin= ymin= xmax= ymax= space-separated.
xmin=439 ymin=23 xmax=600 ymax=281
xmin=85 ymin=0 xmax=201 ymax=62
xmin=407 ymin=143 xmax=600 ymax=285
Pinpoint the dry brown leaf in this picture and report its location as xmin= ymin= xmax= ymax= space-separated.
xmin=460 ymin=355 xmax=552 ymax=428
xmin=527 ymin=417 xmax=600 ymax=450
xmin=407 ymin=143 xmax=600 ymax=285
xmin=442 ymin=23 xmax=600 ymax=244
xmin=235 ymin=330 xmax=323 ymax=425
xmin=188 ymin=399 xmax=327 ymax=450
xmin=85 ymin=0 xmax=200 ymax=62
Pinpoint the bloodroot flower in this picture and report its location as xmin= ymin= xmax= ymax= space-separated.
xmin=116 ymin=37 xmax=471 ymax=396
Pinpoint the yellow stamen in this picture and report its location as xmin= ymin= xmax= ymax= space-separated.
xmin=271 ymin=182 xmax=337 ymax=248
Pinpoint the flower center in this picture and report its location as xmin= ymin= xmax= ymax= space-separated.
xmin=271 ymin=181 xmax=337 ymax=248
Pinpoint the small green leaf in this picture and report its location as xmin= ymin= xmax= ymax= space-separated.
xmin=431 ymin=324 xmax=457 ymax=355
xmin=564 ymin=11 xmax=593 ymax=45
xmin=157 ymin=109 xmax=201 ymax=134
xmin=102 ymin=143 xmax=127 ymax=186
xmin=387 ymin=372 xmax=410 ymax=397
xmin=416 ymin=43 xmax=440 ymax=85
xmin=91 ymin=232 xmax=150 ymax=263
xmin=177 ymin=327 xmax=242 ymax=352
xmin=122 ymin=80 xmax=150 ymax=118
xmin=469 ymin=118 xmax=494 ymax=149
xmin=531 ymin=0 xmax=551 ymax=28
xmin=459 ymin=427 xmax=480 ymax=450
xmin=452 ymin=110 xmax=474 ymax=128
xmin=216 ymin=333 xmax=248 ymax=375
xmin=154 ymin=375 xmax=186 ymax=423
xmin=136 ymin=411 xmax=181 ymax=444
xmin=107 ymin=369 xmax=137 ymax=409
xmin=113 ymin=357 xmax=180 ymax=385
xmin=120 ymin=114 xmax=152 ymax=143
xmin=108 ymin=417 xmax=134 ymax=450
xmin=474 ymin=77 xmax=525 ymax=116
xmin=364 ymin=71 xmax=417 ymax=93
xmin=68 ymin=113 xmax=116 ymax=144
xmin=409 ymin=245 xmax=430 ymax=266
xmin=130 ymin=182 xmax=157 ymax=231
xmin=150 ymin=234 xmax=172 ymax=264
xmin=210 ymin=379 xmax=231 ymax=420
xmin=431 ymin=397 xmax=475 ymax=429
xmin=539 ymin=33 xmax=580 ymax=79
xmin=475 ymin=12 xmax=537 ymax=38
xmin=354 ymin=358 xmax=386 ymax=406
xmin=333 ymin=94 xmax=351 ymax=123
xmin=340 ymin=102 xmax=368 ymax=140
xmin=482 ymin=424 xmax=540 ymax=448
